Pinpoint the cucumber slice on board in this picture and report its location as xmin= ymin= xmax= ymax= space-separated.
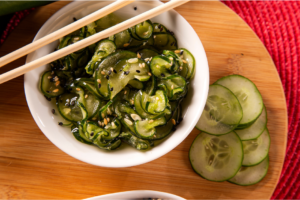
xmin=235 ymin=106 xmax=267 ymax=140
xmin=196 ymin=85 xmax=243 ymax=135
xmin=228 ymin=156 xmax=269 ymax=186
xmin=189 ymin=131 xmax=243 ymax=182
xmin=214 ymin=75 xmax=263 ymax=128
xmin=242 ymin=128 xmax=270 ymax=166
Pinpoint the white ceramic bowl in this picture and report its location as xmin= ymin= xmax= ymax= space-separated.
xmin=24 ymin=1 xmax=209 ymax=167
xmin=85 ymin=190 xmax=185 ymax=200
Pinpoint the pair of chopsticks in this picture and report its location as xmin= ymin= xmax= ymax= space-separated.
xmin=0 ymin=0 xmax=189 ymax=84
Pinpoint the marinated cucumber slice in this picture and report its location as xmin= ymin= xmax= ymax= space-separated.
xmin=103 ymin=118 xmax=121 ymax=141
xmin=141 ymin=90 xmax=167 ymax=114
xmin=135 ymin=20 xmax=153 ymax=40
xmin=57 ymin=93 xmax=83 ymax=122
xmin=174 ymin=48 xmax=195 ymax=80
xmin=85 ymin=39 xmax=116 ymax=74
xmin=147 ymin=119 xmax=174 ymax=140
xmin=150 ymin=56 xmax=172 ymax=78
xmin=129 ymin=26 xmax=142 ymax=41
xmin=134 ymin=90 xmax=164 ymax=119
xmin=214 ymin=75 xmax=263 ymax=128
xmin=242 ymin=128 xmax=270 ymax=166
xmin=40 ymin=71 xmax=64 ymax=98
xmin=134 ymin=117 xmax=166 ymax=139
xmin=94 ymin=50 xmax=136 ymax=99
xmin=189 ymin=131 xmax=243 ymax=182
xmin=85 ymin=91 xmax=101 ymax=119
xmin=78 ymin=124 xmax=93 ymax=143
xmin=145 ymin=75 xmax=157 ymax=95
xmin=153 ymin=23 xmax=168 ymax=33
xmin=128 ymin=79 xmax=144 ymax=89
xmin=158 ymin=75 xmax=186 ymax=99
xmin=114 ymin=29 xmax=131 ymax=49
xmin=138 ymin=49 xmax=158 ymax=62
xmin=86 ymin=121 xmax=104 ymax=139
xmin=196 ymin=85 xmax=243 ymax=135
xmin=154 ymin=33 xmax=177 ymax=52
xmin=235 ymin=106 xmax=267 ymax=140
xmin=228 ymin=156 xmax=269 ymax=186
xmin=71 ymin=125 xmax=92 ymax=145
xmin=120 ymin=131 xmax=153 ymax=150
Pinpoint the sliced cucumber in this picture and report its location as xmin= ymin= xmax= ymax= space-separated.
xmin=189 ymin=131 xmax=243 ymax=182
xmin=147 ymin=119 xmax=174 ymax=140
xmin=85 ymin=91 xmax=101 ymax=119
xmin=120 ymin=131 xmax=153 ymax=150
xmin=214 ymin=75 xmax=263 ymax=128
xmin=153 ymin=33 xmax=177 ymax=52
xmin=134 ymin=117 xmax=166 ymax=139
xmin=229 ymin=156 xmax=269 ymax=186
xmin=175 ymin=48 xmax=195 ymax=80
xmin=94 ymin=50 xmax=137 ymax=99
xmin=196 ymin=85 xmax=243 ymax=135
xmin=235 ymin=106 xmax=267 ymax=140
xmin=153 ymin=23 xmax=168 ymax=33
xmin=135 ymin=20 xmax=153 ymax=40
xmin=150 ymin=55 xmax=172 ymax=78
xmin=40 ymin=71 xmax=64 ymax=98
xmin=141 ymin=90 xmax=167 ymax=114
xmin=85 ymin=39 xmax=116 ymax=74
xmin=242 ymin=128 xmax=270 ymax=166
xmin=57 ymin=93 xmax=82 ymax=122
xmin=114 ymin=29 xmax=131 ymax=49
xmin=144 ymin=75 xmax=157 ymax=96
xmin=158 ymin=75 xmax=186 ymax=99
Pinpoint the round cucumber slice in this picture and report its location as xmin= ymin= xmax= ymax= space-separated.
xmin=135 ymin=20 xmax=153 ymax=40
xmin=235 ymin=106 xmax=267 ymax=140
xmin=196 ymin=85 xmax=243 ymax=135
xmin=242 ymin=128 xmax=270 ymax=166
xmin=229 ymin=156 xmax=269 ymax=186
xmin=214 ymin=75 xmax=263 ymax=128
xmin=189 ymin=131 xmax=243 ymax=182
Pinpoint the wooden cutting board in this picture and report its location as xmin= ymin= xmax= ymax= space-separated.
xmin=0 ymin=1 xmax=287 ymax=199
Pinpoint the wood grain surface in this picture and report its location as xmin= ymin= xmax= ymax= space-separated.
xmin=0 ymin=1 xmax=287 ymax=199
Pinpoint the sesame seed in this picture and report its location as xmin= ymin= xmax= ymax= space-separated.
xmin=113 ymin=69 xmax=117 ymax=74
xmin=107 ymin=118 xmax=110 ymax=123
xmin=144 ymin=58 xmax=149 ymax=62
xmin=148 ymin=72 xmax=152 ymax=76
xmin=123 ymin=43 xmax=130 ymax=47
xmin=52 ymin=109 xmax=55 ymax=114
xmin=128 ymin=58 xmax=138 ymax=63
xmin=137 ymin=53 xmax=141 ymax=58
xmin=156 ymin=65 xmax=159 ymax=68
xmin=54 ymin=76 xmax=59 ymax=82
xmin=52 ymin=89 xmax=59 ymax=93
xmin=158 ymin=24 xmax=161 ymax=29
xmin=98 ymin=83 xmax=101 ymax=88
xmin=112 ymin=122 xmax=115 ymax=127
xmin=172 ymin=119 xmax=176 ymax=125
xmin=70 ymin=101 xmax=75 ymax=106
xmin=174 ymin=50 xmax=181 ymax=54
xmin=110 ymin=87 xmax=114 ymax=91
xmin=106 ymin=75 xmax=110 ymax=80
xmin=107 ymin=70 xmax=112 ymax=75
xmin=119 ymin=69 xmax=123 ymax=72
xmin=58 ymin=122 xmax=63 ymax=126
xmin=124 ymin=71 xmax=130 ymax=75
xmin=48 ymin=76 xmax=52 ymax=79
xmin=55 ymin=81 xmax=60 ymax=87
xmin=46 ymin=91 xmax=50 ymax=93
xmin=153 ymin=35 xmax=156 ymax=38
xmin=131 ymin=114 xmax=142 ymax=121
xmin=85 ymin=94 xmax=88 ymax=99
xmin=51 ymin=71 xmax=54 ymax=75
xmin=149 ymin=120 xmax=154 ymax=123
xmin=130 ymin=100 xmax=134 ymax=105
xmin=205 ymin=145 xmax=209 ymax=150
xmin=76 ymin=88 xmax=80 ymax=91
xmin=182 ymin=59 xmax=187 ymax=64
xmin=134 ymin=6 xmax=137 ymax=10
xmin=160 ymin=27 xmax=164 ymax=32
xmin=124 ymin=90 xmax=127 ymax=95
xmin=104 ymin=118 xmax=108 ymax=125
xmin=92 ymin=117 xmax=97 ymax=120
xmin=180 ymin=50 xmax=184 ymax=55
xmin=124 ymin=118 xmax=133 ymax=125
xmin=101 ymin=71 xmax=105 ymax=75
xmin=90 ymin=132 xmax=94 ymax=136
xmin=142 ymin=63 xmax=145 ymax=68
xmin=161 ymin=73 xmax=165 ymax=77
xmin=107 ymin=108 xmax=112 ymax=115
xmin=73 ymin=37 xmax=79 ymax=41
xmin=97 ymin=79 xmax=101 ymax=84
xmin=143 ymin=42 xmax=146 ymax=46
xmin=149 ymin=57 xmax=152 ymax=61
xmin=110 ymin=67 xmax=114 ymax=71
xmin=143 ymin=31 xmax=149 ymax=36
xmin=139 ymin=63 xmax=143 ymax=68
xmin=169 ymin=57 xmax=173 ymax=60
xmin=98 ymin=121 xmax=102 ymax=126
xmin=179 ymin=67 xmax=183 ymax=71
xmin=171 ymin=85 xmax=174 ymax=89
xmin=156 ymin=97 xmax=160 ymax=100
xmin=101 ymin=113 xmax=105 ymax=118
xmin=136 ymin=70 xmax=140 ymax=73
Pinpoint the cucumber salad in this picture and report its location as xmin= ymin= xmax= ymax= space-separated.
xmin=190 ymin=75 xmax=270 ymax=186
xmin=39 ymin=14 xmax=195 ymax=151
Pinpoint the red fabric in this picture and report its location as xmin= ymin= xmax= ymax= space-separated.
xmin=1 ymin=1 xmax=300 ymax=199
xmin=222 ymin=1 xmax=300 ymax=199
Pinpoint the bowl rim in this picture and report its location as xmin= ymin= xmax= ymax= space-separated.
xmin=24 ymin=0 xmax=209 ymax=167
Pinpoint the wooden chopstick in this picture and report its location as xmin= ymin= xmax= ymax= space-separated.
xmin=0 ymin=0 xmax=189 ymax=84
xmin=0 ymin=0 xmax=135 ymax=69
